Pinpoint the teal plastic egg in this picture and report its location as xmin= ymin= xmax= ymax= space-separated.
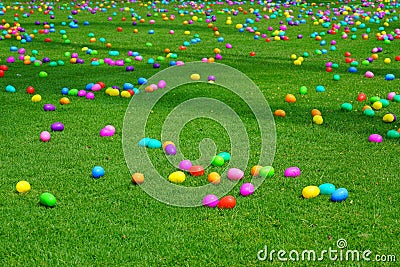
xmin=341 ymin=103 xmax=353 ymax=111
xmin=319 ymin=183 xmax=336 ymax=195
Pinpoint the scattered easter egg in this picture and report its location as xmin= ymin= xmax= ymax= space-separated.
xmin=357 ymin=93 xmax=367 ymax=102
xmin=285 ymin=94 xmax=296 ymax=103
xmin=331 ymin=188 xmax=348 ymax=202
xmin=40 ymin=192 xmax=56 ymax=207
xmin=217 ymin=195 xmax=236 ymax=209
xmin=147 ymin=139 xmax=162 ymax=149
xmin=319 ymin=183 xmax=336 ymax=195
xmin=164 ymin=144 xmax=176 ymax=155
xmin=190 ymin=73 xmax=200 ymax=81
xmin=274 ymin=109 xmax=286 ymax=117
xmin=168 ymin=171 xmax=186 ymax=183
xmin=259 ymin=166 xmax=274 ymax=178
xmin=299 ymin=86 xmax=308 ymax=95
xmin=240 ymin=183 xmax=255 ymax=196
xmin=365 ymin=71 xmax=374 ymax=78
xmin=92 ymin=166 xmax=105 ymax=178
xmin=202 ymin=194 xmax=219 ymax=208
xmin=383 ymin=113 xmax=395 ymax=123
xmin=251 ymin=165 xmax=262 ymax=177
xmin=302 ymin=186 xmax=320 ymax=199
xmin=363 ymin=109 xmax=375 ymax=117
xmin=179 ymin=160 xmax=192 ymax=171
xmin=131 ymin=173 xmax=144 ymax=184
xmin=313 ymin=115 xmax=323 ymax=125
xmin=32 ymin=94 xmax=42 ymax=103
xmin=368 ymin=134 xmax=382 ymax=143
xmin=211 ymin=156 xmax=225 ymax=166
xmin=6 ymin=85 xmax=16 ymax=93
xmin=284 ymin=166 xmax=301 ymax=177
xmin=39 ymin=71 xmax=48 ymax=78
xmin=387 ymin=130 xmax=400 ymax=139
xmin=16 ymin=181 xmax=31 ymax=193
xmin=208 ymin=172 xmax=221 ymax=185
xmin=26 ymin=86 xmax=35 ymax=94
xmin=316 ymin=85 xmax=325 ymax=92
xmin=40 ymin=131 xmax=51 ymax=142
xmin=385 ymin=74 xmax=395 ymax=81
xmin=217 ymin=152 xmax=231 ymax=161
xmin=60 ymin=97 xmax=70 ymax=105
xmin=341 ymin=103 xmax=353 ymax=111
xmin=189 ymin=165 xmax=205 ymax=176
xmin=372 ymin=101 xmax=382 ymax=110
xmin=387 ymin=92 xmax=396 ymax=100
xmin=311 ymin=109 xmax=322 ymax=117
xmin=227 ymin=168 xmax=244 ymax=180
xmin=51 ymin=122 xmax=64 ymax=131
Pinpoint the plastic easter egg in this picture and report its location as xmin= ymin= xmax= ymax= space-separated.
xmin=302 ymin=186 xmax=320 ymax=199
xmin=60 ymin=97 xmax=70 ymax=105
xmin=311 ymin=109 xmax=322 ymax=117
xmin=319 ymin=183 xmax=336 ymax=195
xmin=92 ymin=166 xmax=105 ymax=178
xmin=138 ymin=77 xmax=148 ymax=85
xmin=42 ymin=104 xmax=55 ymax=111
xmin=217 ymin=152 xmax=231 ymax=161
xmin=341 ymin=103 xmax=353 ymax=111
xmin=179 ymin=160 xmax=192 ymax=171
xmin=240 ymin=183 xmax=255 ymax=196
xmin=285 ymin=94 xmax=296 ymax=103
xmin=387 ymin=130 xmax=400 ymax=139
xmin=189 ymin=165 xmax=205 ymax=176
xmin=168 ymin=171 xmax=186 ymax=183
xmin=251 ymin=165 xmax=262 ymax=177
xmin=40 ymin=192 xmax=56 ymax=207
xmin=394 ymin=95 xmax=400 ymax=103
xmin=164 ymin=144 xmax=176 ymax=155
xmin=385 ymin=74 xmax=395 ymax=81
xmin=331 ymin=188 xmax=348 ymax=202
xmin=211 ymin=156 xmax=224 ymax=166
xmin=16 ymin=181 xmax=31 ymax=193
xmin=316 ymin=85 xmax=325 ymax=92
xmin=6 ymin=85 xmax=16 ymax=93
xmin=333 ymin=74 xmax=340 ymax=81
xmin=86 ymin=92 xmax=95 ymax=99
xmin=39 ymin=71 xmax=48 ymax=78
xmin=77 ymin=90 xmax=86 ymax=97
xmin=208 ymin=172 xmax=221 ymax=185
xmin=121 ymin=91 xmax=131 ymax=98
xmin=100 ymin=128 xmax=114 ymax=137
xmin=259 ymin=166 xmax=274 ymax=178
xmin=313 ymin=115 xmax=323 ymax=125
xmin=372 ymin=101 xmax=382 ymax=110
xmin=368 ymin=134 xmax=382 ymax=143
xmin=364 ymin=71 xmax=374 ymax=78
xmin=299 ymin=86 xmax=308 ymax=95
xmin=32 ymin=94 xmax=42 ymax=103
xmin=227 ymin=168 xmax=244 ymax=180
xmin=363 ymin=109 xmax=375 ymax=117
xmin=51 ymin=122 xmax=64 ymax=131
xmin=40 ymin=131 xmax=51 ymax=142
xmin=357 ymin=93 xmax=367 ymax=102
xmin=383 ymin=114 xmax=395 ymax=123
xmin=131 ymin=173 xmax=144 ymax=184
xmin=190 ymin=73 xmax=200 ymax=81
xmin=147 ymin=139 xmax=162 ymax=149
xmin=387 ymin=92 xmax=396 ymax=100
xmin=202 ymin=194 xmax=219 ymax=208
xmin=157 ymin=80 xmax=166 ymax=89
xmin=274 ymin=109 xmax=286 ymax=117
xmin=218 ymin=196 xmax=236 ymax=209
xmin=138 ymin=137 xmax=151 ymax=147
xmin=284 ymin=166 xmax=301 ymax=177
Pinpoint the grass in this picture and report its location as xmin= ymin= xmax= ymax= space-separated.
xmin=1 ymin=0 xmax=400 ymax=266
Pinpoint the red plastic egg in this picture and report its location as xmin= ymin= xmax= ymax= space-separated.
xmin=357 ymin=93 xmax=366 ymax=102
xmin=217 ymin=196 xmax=236 ymax=209
xmin=250 ymin=51 xmax=256 ymax=57
xmin=189 ymin=165 xmax=204 ymax=176
xmin=344 ymin=51 xmax=351 ymax=57
xmin=26 ymin=86 xmax=35 ymax=94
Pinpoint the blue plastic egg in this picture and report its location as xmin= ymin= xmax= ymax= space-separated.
xmin=92 ymin=166 xmax=105 ymax=179
xmin=331 ymin=188 xmax=348 ymax=202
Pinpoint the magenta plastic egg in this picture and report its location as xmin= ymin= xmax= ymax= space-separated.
xmin=284 ymin=166 xmax=301 ymax=177
xmin=388 ymin=92 xmax=396 ymax=100
xmin=77 ymin=90 xmax=86 ymax=97
xmin=365 ymin=71 xmax=374 ymax=78
xmin=40 ymin=131 xmax=51 ymax=142
xmin=157 ymin=80 xmax=166 ymax=89
xmin=86 ymin=92 xmax=95 ymax=99
xmin=104 ymin=125 xmax=115 ymax=133
xmin=227 ymin=168 xmax=244 ymax=180
xmin=164 ymin=144 xmax=176 ymax=155
xmin=43 ymin=104 xmax=55 ymax=111
xmin=202 ymin=194 xmax=219 ymax=208
xmin=240 ymin=183 xmax=255 ymax=196
xmin=179 ymin=160 xmax=192 ymax=171
xmin=368 ymin=134 xmax=382 ymax=143
xmin=91 ymin=84 xmax=102 ymax=91
xmin=51 ymin=122 xmax=64 ymax=131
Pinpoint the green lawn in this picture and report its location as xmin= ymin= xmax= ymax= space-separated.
xmin=1 ymin=0 xmax=400 ymax=266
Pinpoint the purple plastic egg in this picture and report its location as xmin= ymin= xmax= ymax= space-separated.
xmin=240 ymin=183 xmax=255 ymax=196
xmin=368 ymin=134 xmax=382 ymax=143
xmin=179 ymin=160 xmax=192 ymax=171
xmin=43 ymin=104 xmax=55 ymax=111
xmin=284 ymin=166 xmax=301 ymax=177
xmin=202 ymin=194 xmax=219 ymax=208
xmin=227 ymin=168 xmax=244 ymax=180
xmin=77 ymin=90 xmax=87 ymax=97
xmin=51 ymin=122 xmax=64 ymax=131
xmin=164 ymin=144 xmax=176 ymax=155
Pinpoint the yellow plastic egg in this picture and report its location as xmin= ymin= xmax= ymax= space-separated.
xmin=31 ymin=94 xmax=42 ymax=102
xmin=120 ymin=91 xmax=131 ymax=98
xmin=190 ymin=73 xmax=200 ymax=81
xmin=302 ymin=186 xmax=320 ymax=199
xmin=168 ymin=171 xmax=186 ymax=184
xmin=313 ymin=115 xmax=323 ymax=125
xmin=372 ymin=101 xmax=383 ymax=110
xmin=16 ymin=181 xmax=31 ymax=193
